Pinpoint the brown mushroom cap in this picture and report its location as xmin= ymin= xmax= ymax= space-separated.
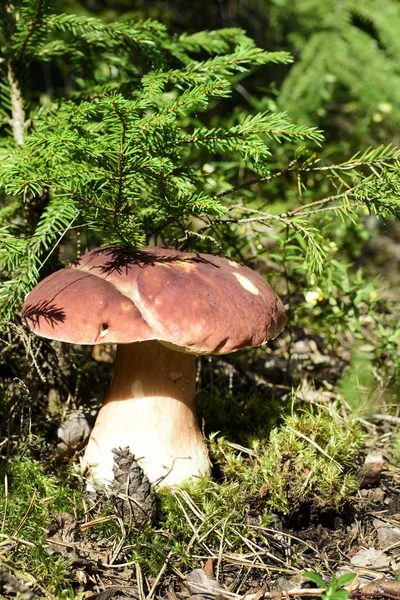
xmin=22 ymin=246 xmax=286 ymax=354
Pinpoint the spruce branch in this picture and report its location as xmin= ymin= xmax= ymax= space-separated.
xmin=283 ymin=187 xmax=356 ymax=217
xmin=111 ymin=100 xmax=128 ymax=229
xmin=213 ymin=160 xmax=298 ymax=201
xmin=278 ymin=0 xmax=400 ymax=121
xmin=39 ymin=14 xmax=168 ymax=59
xmin=141 ymin=46 xmax=289 ymax=95
xmin=181 ymin=153 xmax=400 ymax=272
xmin=297 ymin=146 xmax=400 ymax=173
xmin=179 ymin=113 xmax=323 ymax=157
xmin=208 ymin=149 xmax=399 ymax=204
xmin=6 ymin=62 xmax=25 ymax=145
xmin=178 ymin=28 xmax=251 ymax=53
xmin=177 ymin=229 xmax=223 ymax=250
xmin=290 ymin=203 xmax=358 ymax=217
xmin=301 ymin=156 xmax=400 ymax=173
xmin=15 ymin=0 xmax=44 ymax=64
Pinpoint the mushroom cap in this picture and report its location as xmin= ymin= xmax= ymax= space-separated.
xmin=22 ymin=246 xmax=286 ymax=354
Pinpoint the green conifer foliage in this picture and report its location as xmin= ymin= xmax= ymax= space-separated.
xmin=276 ymin=0 xmax=400 ymax=126
xmin=1 ymin=1 xmax=400 ymax=334
xmin=0 ymin=1 xmax=322 ymax=322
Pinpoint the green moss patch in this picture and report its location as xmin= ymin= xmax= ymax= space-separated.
xmin=0 ymin=404 xmax=364 ymax=595
xmin=0 ymin=456 xmax=82 ymax=594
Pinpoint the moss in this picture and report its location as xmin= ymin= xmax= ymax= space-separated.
xmin=123 ymin=403 xmax=364 ymax=574
xmin=0 ymin=455 xmax=83 ymax=594
xmin=210 ymin=404 xmax=364 ymax=514
xmin=0 ymin=403 xmax=364 ymax=594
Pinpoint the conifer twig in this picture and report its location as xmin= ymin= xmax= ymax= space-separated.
xmin=300 ymin=155 xmax=400 ymax=172
xmin=367 ymin=414 xmax=400 ymax=424
xmin=210 ymin=153 xmax=397 ymax=205
xmin=112 ymin=101 xmax=127 ymax=227
xmin=213 ymin=159 xmax=298 ymax=201
xmin=193 ymin=184 xmax=362 ymax=241
xmin=291 ymin=203 xmax=357 ymax=217
xmin=283 ymin=187 xmax=356 ymax=216
xmin=6 ymin=63 xmax=25 ymax=145
xmin=146 ymin=551 xmax=173 ymax=600
xmin=15 ymin=0 xmax=44 ymax=64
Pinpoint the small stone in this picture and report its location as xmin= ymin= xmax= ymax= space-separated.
xmin=55 ymin=410 xmax=93 ymax=460
xmin=360 ymin=452 xmax=384 ymax=487
xmin=360 ymin=488 xmax=385 ymax=503
xmin=350 ymin=548 xmax=391 ymax=568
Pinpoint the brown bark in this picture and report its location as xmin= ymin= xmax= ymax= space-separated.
xmin=7 ymin=63 xmax=25 ymax=145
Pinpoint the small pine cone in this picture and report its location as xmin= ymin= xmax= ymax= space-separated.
xmin=111 ymin=447 xmax=156 ymax=526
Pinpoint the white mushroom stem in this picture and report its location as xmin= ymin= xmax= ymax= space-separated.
xmin=82 ymin=341 xmax=211 ymax=489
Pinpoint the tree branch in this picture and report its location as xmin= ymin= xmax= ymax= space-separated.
xmin=283 ymin=187 xmax=356 ymax=216
xmin=7 ymin=62 xmax=25 ymax=145
xmin=208 ymin=154 xmax=397 ymax=204
xmin=15 ymin=0 xmax=44 ymax=64
xmin=213 ymin=159 xmax=298 ymax=201
xmin=112 ymin=101 xmax=127 ymax=228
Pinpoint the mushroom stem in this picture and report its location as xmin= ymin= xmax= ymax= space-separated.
xmin=82 ymin=341 xmax=211 ymax=489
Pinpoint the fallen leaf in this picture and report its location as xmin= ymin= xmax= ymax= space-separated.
xmin=47 ymin=512 xmax=80 ymax=556
xmin=184 ymin=564 xmax=225 ymax=600
xmin=374 ymin=519 xmax=400 ymax=550
xmin=55 ymin=410 xmax=92 ymax=460
xmin=350 ymin=548 xmax=391 ymax=568
xmin=360 ymin=578 xmax=400 ymax=596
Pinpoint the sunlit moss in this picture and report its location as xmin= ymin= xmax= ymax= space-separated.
xmin=0 ymin=403 xmax=364 ymax=594
xmin=0 ymin=456 xmax=82 ymax=594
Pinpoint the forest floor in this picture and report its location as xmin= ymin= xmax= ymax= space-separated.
xmin=1 ymin=228 xmax=400 ymax=599
xmin=2 ymin=418 xmax=400 ymax=600
xmin=1 ymin=337 xmax=400 ymax=600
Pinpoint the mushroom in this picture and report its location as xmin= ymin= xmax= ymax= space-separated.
xmin=22 ymin=246 xmax=286 ymax=489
